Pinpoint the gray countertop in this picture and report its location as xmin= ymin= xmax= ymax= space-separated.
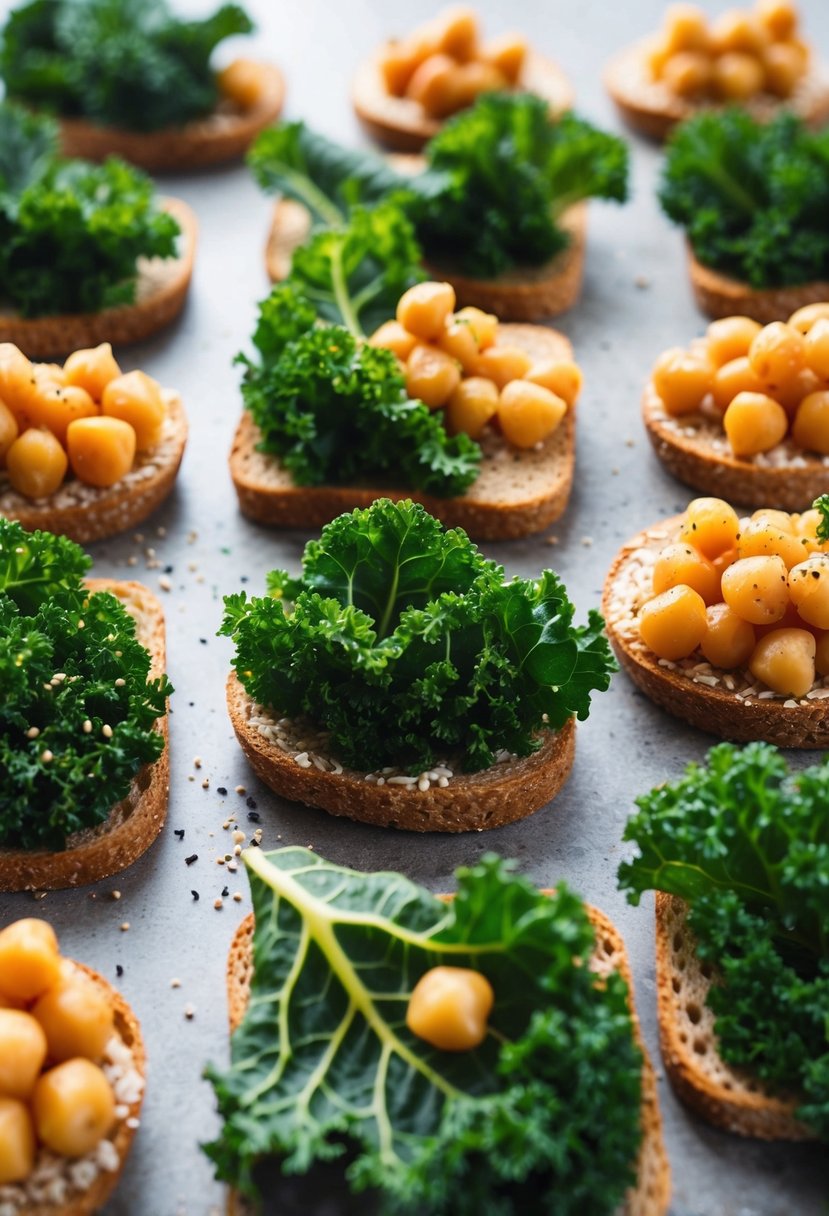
xmin=0 ymin=0 xmax=827 ymax=1213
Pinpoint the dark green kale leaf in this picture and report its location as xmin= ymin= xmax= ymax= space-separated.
xmin=0 ymin=101 xmax=57 ymax=201
xmin=660 ymin=108 xmax=829 ymax=288
xmin=814 ymin=494 xmax=829 ymax=544
xmin=219 ymin=500 xmax=615 ymax=772
xmin=618 ymin=741 xmax=829 ymax=1137
xmin=0 ymin=0 xmax=253 ymax=132
xmin=205 ymin=849 xmax=643 ymax=1216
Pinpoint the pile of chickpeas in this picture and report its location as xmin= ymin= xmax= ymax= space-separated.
xmin=637 ymin=496 xmax=829 ymax=698
xmin=378 ymin=6 xmax=527 ymax=120
xmin=370 ymin=281 xmax=582 ymax=449
xmin=0 ymin=342 xmax=167 ymax=500
xmin=647 ymin=1 xmax=809 ymax=101
xmin=652 ymin=305 xmax=829 ymax=458
xmin=0 ymin=919 xmax=118 ymax=1186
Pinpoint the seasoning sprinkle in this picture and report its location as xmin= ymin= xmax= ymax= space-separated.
xmin=184 ymin=853 xmax=198 ymax=866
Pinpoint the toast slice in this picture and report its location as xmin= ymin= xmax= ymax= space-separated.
xmin=686 ymin=247 xmax=829 ymax=324
xmin=351 ymin=48 xmax=573 ymax=152
xmin=602 ymin=516 xmax=829 ymax=747
xmin=57 ymin=60 xmax=285 ymax=171
xmin=224 ymin=903 xmax=671 ymax=1216
xmin=641 ymin=380 xmax=828 ymax=511
xmin=226 ymin=671 xmax=576 ymax=832
xmin=0 ymin=198 xmax=197 ymax=359
xmin=0 ymin=579 xmax=169 ymax=891
xmin=655 ymin=892 xmax=814 ymax=1141
xmin=604 ymin=39 xmax=829 ymax=142
xmin=230 ymin=323 xmax=576 ymax=541
xmin=0 ymin=391 xmax=188 ymax=543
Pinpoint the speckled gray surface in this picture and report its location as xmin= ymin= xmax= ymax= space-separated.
xmin=0 ymin=0 xmax=827 ymax=1213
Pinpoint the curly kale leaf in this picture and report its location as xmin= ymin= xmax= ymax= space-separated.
xmin=0 ymin=519 xmax=90 ymax=614
xmin=814 ymin=494 xmax=829 ymax=544
xmin=237 ymin=286 xmax=479 ymax=497
xmin=0 ymin=0 xmax=253 ymax=132
xmin=660 ymin=109 xmax=829 ymax=288
xmin=220 ymin=500 xmax=615 ymax=772
xmin=618 ymin=741 xmax=829 ymax=1137
xmin=205 ymin=849 xmax=643 ymax=1216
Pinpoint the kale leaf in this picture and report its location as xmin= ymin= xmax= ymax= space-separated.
xmin=0 ymin=520 xmax=172 ymax=850
xmin=0 ymin=0 xmax=253 ymax=132
xmin=237 ymin=284 xmax=480 ymax=496
xmin=618 ymin=741 xmax=829 ymax=1137
xmin=660 ymin=108 xmax=829 ymax=288
xmin=219 ymin=500 xmax=615 ymax=772
xmin=814 ymin=494 xmax=829 ymax=544
xmin=205 ymin=848 xmax=643 ymax=1216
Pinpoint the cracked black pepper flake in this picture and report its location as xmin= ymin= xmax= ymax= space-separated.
xmin=116 ymin=964 xmax=123 ymax=977
xmin=185 ymin=853 xmax=198 ymax=866
xmin=191 ymin=890 xmax=200 ymax=901
xmin=163 ymin=564 xmax=174 ymax=574
xmin=247 ymin=810 xmax=261 ymax=824
xmin=221 ymin=886 xmax=229 ymax=898
xmin=199 ymin=638 xmax=208 ymax=645
xmin=246 ymin=796 xmax=257 ymax=809
xmin=217 ymin=787 xmax=228 ymax=796
xmin=174 ymin=828 xmax=185 ymax=840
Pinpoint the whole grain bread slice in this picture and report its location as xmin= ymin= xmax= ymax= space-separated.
xmin=604 ymin=39 xmax=829 ymax=142
xmin=686 ymin=248 xmax=829 ymax=324
xmin=0 ymin=391 xmax=188 ymax=543
xmin=57 ymin=60 xmax=285 ymax=171
xmin=351 ymin=48 xmax=574 ymax=152
xmin=0 ymin=579 xmax=169 ymax=891
xmin=226 ymin=672 xmax=575 ymax=832
xmin=224 ymin=901 xmax=670 ymax=1216
xmin=0 ymin=198 xmax=197 ymax=359
xmin=641 ymin=381 xmax=828 ymax=511
xmin=602 ymin=515 xmax=829 ymax=748
xmin=230 ymin=323 xmax=576 ymax=541
xmin=655 ymin=892 xmax=814 ymax=1140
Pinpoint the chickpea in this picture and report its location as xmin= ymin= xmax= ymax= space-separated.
xmin=712 ymin=545 xmax=740 ymax=581
xmin=0 ymin=1099 xmax=35 ymax=1186
xmin=653 ymin=542 xmax=721 ymax=604
xmin=750 ymin=627 xmax=816 ymax=698
xmin=472 ymin=345 xmax=533 ymax=389
xmin=0 ymin=344 xmax=35 ymax=423
xmin=481 ymin=33 xmax=527 ymax=83
xmin=792 ymin=391 xmax=829 ymax=454
xmin=524 ymin=359 xmax=583 ymax=408
xmin=815 ymin=632 xmax=829 ymax=676
xmin=662 ymin=51 xmax=713 ymax=96
xmin=0 ymin=920 xmax=60 ymax=1002
xmin=438 ymin=317 xmax=482 ymax=372
xmin=751 ymin=507 xmax=796 ymax=531
xmin=66 ymin=416 xmax=136 ymax=488
xmin=451 ymin=60 xmax=508 ymax=109
xmin=445 ymin=377 xmax=499 ymax=438
xmin=32 ymin=971 xmax=113 ymax=1065
xmin=794 ymin=508 xmax=829 ymax=553
xmin=706 ymin=316 xmax=763 ymax=367
xmin=62 ymin=342 xmax=121 ymax=403
xmin=27 ymin=383 xmax=98 ymax=446
xmin=662 ymin=4 xmax=710 ymax=54
xmin=710 ymin=356 xmax=764 ymax=412
xmin=397 ymin=282 xmax=456 ymax=342
xmin=763 ymin=40 xmax=806 ymax=96
xmin=748 ymin=322 xmax=806 ymax=397
xmin=368 ymin=320 xmax=419 ymax=363
xmin=433 ymin=6 xmax=479 ymax=62
xmin=646 ymin=36 xmax=673 ymax=80
xmin=756 ymin=0 xmax=799 ymax=41
xmin=679 ymin=497 xmax=740 ymax=560
xmin=788 ymin=556 xmax=829 ymax=629
xmin=639 ymin=584 xmax=708 ymax=660
xmin=723 ymin=391 xmax=788 ymax=457
xmin=788 ymin=303 xmax=829 ymax=336
xmin=652 ymin=347 xmax=712 ymax=416
xmin=101 ymin=370 xmax=165 ymax=451
xmin=700 ymin=602 xmax=756 ymax=668
xmin=721 ymin=554 xmax=789 ymax=624
xmin=406 ymin=54 xmax=465 ymax=117
xmin=497 ymin=381 xmax=567 ymax=448
xmin=453 ymin=306 xmax=498 ymax=351
xmin=0 ymin=1011 xmax=47 ymax=1100
xmin=216 ymin=59 xmax=264 ymax=110
xmin=6 ymin=429 xmax=68 ymax=500
xmin=33 ymin=1059 xmax=115 ymax=1158
xmin=713 ymin=51 xmax=766 ymax=99
xmin=406 ymin=966 xmax=493 ymax=1052
xmin=0 ymin=401 xmax=19 ymax=465
xmin=803 ymin=318 xmax=829 ymax=380
xmin=738 ymin=516 xmax=808 ymax=568
xmin=381 ymin=44 xmax=419 ymax=96
xmin=406 ymin=345 xmax=461 ymax=409
xmin=710 ymin=10 xmax=767 ymax=55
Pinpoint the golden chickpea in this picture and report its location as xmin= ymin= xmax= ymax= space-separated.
xmin=792 ymin=391 xmax=829 ymax=454
xmin=723 ymin=391 xmax=788 ymax=456
xmin=381 ymin=45 xmax=418 ymax=96
xmin=662 ymin=51 xmax=713 ymax=96
xmin=710 ymin=10 xmax=767 ymax=55
xmin=710 ymin=356 xmax=764 ymax=412
xmin=481 ymin=33 xmax=527 ymax=83
xmin=700 ymin=602 xmax=756 ymax=668
xmin=33 ymin=1059 xmax=115 ymax=1158
xmin=216 ymin=59 xmax=264 ymax=110
xmin=453 ymin=306 xmax=498 ymax=351
xmin=706 ymin=316 xmax=763 ymax=366
xmin=748 ymin=322 xmax=806 ymax=396
xmin=32 ymin=971 xmax=113 ymax=1065
xmin=5 ymin=429 xmax=68 ymax=500
xmin=788 ymin=303 xmax=829 ymax=336
xmin=433 ymin=6 xmax=479 ymax=61
xmin=407 ymin=966 xmax=493 ymax=1052
xmin=472 ymin=345 xmax=533 ymax=389
xmin=368 ymin=320 xmax=419 ymax=362
xmin=0 ymin=344 xmax=35 ymax=424
xmin=763 ymin=40 xmax=806 ymax=95
xmin=639 ymin=584 xmax=708 ymax=660
xmin=66 ymin=416 xmax=136 ymax=488
xmin=721 ymin=554 xmax=789 ymax=624
xmin=712 ymin=545 xmax=740 ymax=582
xmin=451 ymin=60 xmax=509 ymax=109
xmin=0 ymin=1011 xmax=47 ymax=1100
xmin=662 ymin=4 xmax=710 ymax=53
xmin=815 ymin=631 xmax=829 ymax=676
xmin=437 ymin=317 xmax=482 ymax=372
xmin=713 ymin=51 xmax=766 ymax=99
xmin=788 ymin=556 xmax=829 ymax=629
xmin=0 ymin=401 xmax=19 ymax=465
xmin=524 ymin=360 xmax=583 ymax=408
xmin=406 ymin=54 xmax=465 ymax=117
xmin=406 ymin=345 xmax=461 ymax=410
xmin=62 ymin=343 xmax=121 ymax=403
xmin=445 ymin=377 xmax=499 ymax=438
xmin=776 ymin=367 xmax=821 ymax=416
xmin=0 ymin=1099 xmax=35 ymax=1186
xmin=756 ymin=0 xmax=799 ymax=41
xmin=27 ymin=383 xmax=98 ymax=446
xmin=751 ymin=507 xmax=796 ymax=531
xmin=397 ymin=282 xmax=456 ymax=341
xmin=497 ymin=381 xmax=567 ymax=448
xmin=679 ymin=497 xmax=741 ymax=560
xmin=750 ymin=627 xmax=816 ymax=697
xmin=646 ymin=36 xmax=673 ymax=80
xmin=101 ymin=370 xmax=165 ymax=451
xmin=738 ymin=516 xmax=809 ymax=568
xmin=794 ymin=508 xmax=829 ymax=553
xmin=652 ymin=347 xmax=712 ymax=416
xmin=0 ymin=920 xmax=61 ymax=1002
xmin=653 ymin=542 xmax=721 ymax=604
xmin=803 ymin=318 xmax=829 ymax=380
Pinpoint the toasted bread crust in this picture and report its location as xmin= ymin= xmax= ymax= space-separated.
xmin=57 ymin=60 xmax=285 ymax=171
xmin=0 ymin=198 xmax=197 ymax=359
xmin=655 ymin=893 xmax=813 ymax=1141
xmin=0 ymin=392 xmax=188 ymax=543
xmin=602 ymin=516 xmax=829 ymax=747
xmin=641 ymin=381 xmax=827 ymax=511
xmin=225 ymin=903 xmax=670 ymax=1216
xmin=230 ymin=323 xmax=576 ymax=540
xmin=687 ymin=247 xmax=829 ymax=324
xmin=351 ymin=49 xmax=574 ymax=152
xmin=605 ymin=39 xmax=829 ymax=141
xmin=0 ymin=579 xmax=169 ymax=891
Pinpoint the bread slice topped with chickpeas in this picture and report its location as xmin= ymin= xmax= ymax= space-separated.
xmin=603 ymin=495 xmax=829 ymax=747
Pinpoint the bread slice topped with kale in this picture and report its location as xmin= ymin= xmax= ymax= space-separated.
xmin=0 ymin=521 xmax=171 ymax=890
xmin=0 ymin=0 xmax=284 ymax=171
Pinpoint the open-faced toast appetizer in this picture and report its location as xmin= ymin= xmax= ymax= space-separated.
xmin=0 ymin=0 xmax=283 ymax=171
xmin=251 ymin=93 xmax=628 ymax=322
xmin=207 ymin=848 xmax=670 ymax=1216
xmin=643 ymin=310 xmax=829 ymax=509
xmin=220 ymin=499 xmax=614 ymax=831
xmin=0 ymin=917 xmax=146 ymax=1213
xmin=0 ymin=521 xmax=171 ymax=891
xmin=603 ymin=495 xmax=829 ymax=747
xmin=620 ymin=742 xmax=827 ymax=1144
xmin=659 ymin=107 xmax=829 ymax=323
xmin=352 ymin=4 xmax=573 ymax=151
xmin=0 ymin=343 xmax=187 ymax=543
xmin=605 ymin=0 xmax=829 ymax=141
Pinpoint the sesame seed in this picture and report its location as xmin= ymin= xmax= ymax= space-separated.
xmin=102 ymin=724 xmax=113 ymax=739
xmin=83 ymin=720 xmax=92 ymax=733
xmin=115 ymin=678 xmax=125 ymax=687
xmin=158 ymin=575 xmax=172 ymax=592
xmin=214 ymin=898 xmax=223 ymax=910
xmin=201 ymin=778 xmax=210 ymax=789
xmin=193 ymin=756 xmax=202 ymax=769
xmin=40 ymin=749 xmax=54 ymax=763
xmin=170 ymin=978 xmax=181 ymax=989
xmin=184 ymin=1003 xmax=195 ymax=1020
xmin=235 ymin=785 xmax=246 ymax=794
xmin=26 ymin=726 xmax=40 ymax=739
xmin=232 ymin=830 xmax=245 ymax=844
xmin=120 ymin=922 xmax=130 ymax=932
xmin=232 ymin=892 xmax=243 ymax=902
xmin=110 ymin=890 xmax=121 ymax=901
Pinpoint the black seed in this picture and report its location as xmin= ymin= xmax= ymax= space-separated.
xmin=217 ymin=787 xmax=228 ymax=796
xmin=185 ymin=853 xmax=198 ymax=866
xmin=116 ymin=964 xmax=124 ymax=977
xmin=191 ymin=890 xmax=200 ymax=901
xmin=174 ymin=829 xmax=185 ymax=840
